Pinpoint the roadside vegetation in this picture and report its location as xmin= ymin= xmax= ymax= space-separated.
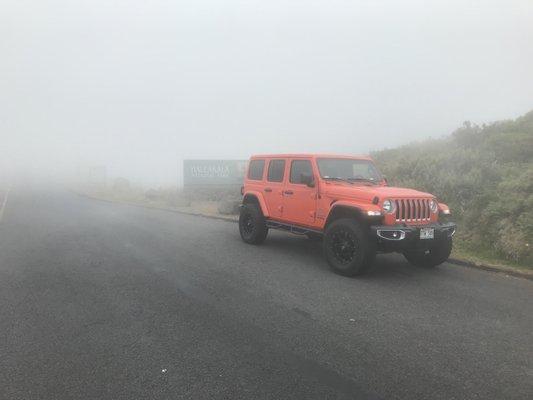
xmin=373 ymin=110 xmax=533 ymax=268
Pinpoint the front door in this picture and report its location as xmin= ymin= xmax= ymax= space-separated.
xmin=282 ymin=159 xmax=317 ymax=227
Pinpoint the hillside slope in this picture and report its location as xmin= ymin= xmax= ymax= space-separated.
xmin=373 ymin=111 xmax=533 ymax=266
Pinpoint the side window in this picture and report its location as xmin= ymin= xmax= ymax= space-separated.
xmin=248 ymin=159 xmax=265 ymax=180
xmin=290 ymin=160 xmax=313 ymax=184
xmin=267 ymin=160 xmax=286 ymax=182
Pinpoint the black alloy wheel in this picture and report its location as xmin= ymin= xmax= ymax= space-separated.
xmin=324 ymin=218 xmax=375 ymax=276
xmin=329 ymin=228 xmax=359 ymax=264
xmin=239 ymin=203 xmax=268 ymax=244
xmin=241 ymin=213 xmax=255 ymax=236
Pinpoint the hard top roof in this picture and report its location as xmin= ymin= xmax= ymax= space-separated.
xmin=250 ymin=153 xmax=373 ymax=160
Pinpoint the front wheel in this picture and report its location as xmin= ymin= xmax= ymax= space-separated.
xmin=239 ymin=203 xmax=268 ymax=244
xmin=323 ymin=218 xmax=375 ymax=276
xmin=403 ymin=237 xmax=452 ymax=268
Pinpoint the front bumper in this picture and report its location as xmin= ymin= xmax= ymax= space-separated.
xmin=370 ymin=222 xmax=456 ymax=252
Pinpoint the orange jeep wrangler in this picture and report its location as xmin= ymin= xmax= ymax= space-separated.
xmin=239 ymin=154 xmax=456 ymax=276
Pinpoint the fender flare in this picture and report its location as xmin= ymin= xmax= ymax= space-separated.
xmin=324 ymin=201 xmax=382 ymax=227
xmin=242 ymin=191 xmax=270 ymax=217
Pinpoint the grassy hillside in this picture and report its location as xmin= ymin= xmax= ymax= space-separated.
xmin=372 ymin=111 xmax=533 ymax=267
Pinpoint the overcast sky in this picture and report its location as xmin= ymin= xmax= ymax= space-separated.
xmin=1 ymin=0 xmax=532 ymax=185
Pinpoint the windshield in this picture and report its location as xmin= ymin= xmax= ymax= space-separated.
xmin=317 ymin=158 xmax=383 ymax=182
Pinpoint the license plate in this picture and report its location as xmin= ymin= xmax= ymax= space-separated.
xmin=420 ymin=228 xmax=434 ymax=240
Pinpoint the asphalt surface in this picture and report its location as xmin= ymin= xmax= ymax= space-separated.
xmin=0 ymin=187 xmax=532 ymax=400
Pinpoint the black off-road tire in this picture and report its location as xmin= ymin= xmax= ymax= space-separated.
xmin=403 ymin=237 xmax=452 ymax=268
xmin=323 ymin=218 xmax=376 ymax=276
xmin=239 ymin=203 xmax=268 ymax=244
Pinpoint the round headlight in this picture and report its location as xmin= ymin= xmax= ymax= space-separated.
xmin=382 ymin=199 xmax=395 ymax=213
xmin=429 ymin=199 xmax=438 ymax=213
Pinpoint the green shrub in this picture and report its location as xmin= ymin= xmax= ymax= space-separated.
xmin=372 ymin=111 xmax=533 ymax=265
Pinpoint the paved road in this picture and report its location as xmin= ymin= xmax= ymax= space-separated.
xmin=0 ymin=188 xmax=531 ymax=400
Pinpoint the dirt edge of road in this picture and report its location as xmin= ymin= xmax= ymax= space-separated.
xmin=73 ymin=189 xmax=239 ymax=223
xmin=73 ymin=189 xmax=533 ymax=281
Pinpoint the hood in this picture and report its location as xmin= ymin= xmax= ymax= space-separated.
xmin=323 ymin=183 xmax=434 ymax=202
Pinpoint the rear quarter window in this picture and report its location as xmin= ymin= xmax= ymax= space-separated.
xmin=248 ymin=159 xmax=265 ymax=180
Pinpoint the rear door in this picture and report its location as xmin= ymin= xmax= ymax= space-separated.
xmin=282 ymin=159 xmax=318 ymax=226
xmin=263 ymin=159 xmax=286 ymax=218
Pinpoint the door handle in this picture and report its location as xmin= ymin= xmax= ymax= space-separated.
xmin=264 ymin=188 xmax=272 ymax=192
xmin=284 ymin=190 xmax=294 ymax=195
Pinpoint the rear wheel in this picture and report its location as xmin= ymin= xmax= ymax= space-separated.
xmin=239 ymin=203 xmax=268 ymax=244
xmin=403 ymin=237 xmax=452 ymax=268
xmin=323 ymin=218 xmax=375 ymax=276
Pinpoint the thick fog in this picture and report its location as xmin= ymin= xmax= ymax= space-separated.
xmin=1 ymin=0 xmax=532 ymax=186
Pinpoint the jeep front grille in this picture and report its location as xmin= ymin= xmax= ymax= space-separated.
xmin=394 ymin=199 xmax=431 ymax=223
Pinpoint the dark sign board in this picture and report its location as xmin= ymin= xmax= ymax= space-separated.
xmin=183 ymin=160 xmax=247 ymax=186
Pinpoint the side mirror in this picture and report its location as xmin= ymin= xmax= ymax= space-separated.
xmin=382 ymin=175 xmax=388 ymax=185
xmin=301 ymin=173 xmax=315 ymax=188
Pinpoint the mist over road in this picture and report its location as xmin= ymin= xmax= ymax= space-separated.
xmin=0 ymin=188 xmax=531 ymax=400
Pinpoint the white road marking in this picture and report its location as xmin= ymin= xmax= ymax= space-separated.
xmin=0 ymin=188 xmax=10 ymax=222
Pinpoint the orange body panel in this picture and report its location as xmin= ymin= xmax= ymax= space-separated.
xmin=243 ymin=154 xmax=447 ymax=231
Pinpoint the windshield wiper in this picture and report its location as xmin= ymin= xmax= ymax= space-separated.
xmin=347 ymin=178 xmax=378 ymax=185
xmin=323 ymin=177 xmax=354 ymax=185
